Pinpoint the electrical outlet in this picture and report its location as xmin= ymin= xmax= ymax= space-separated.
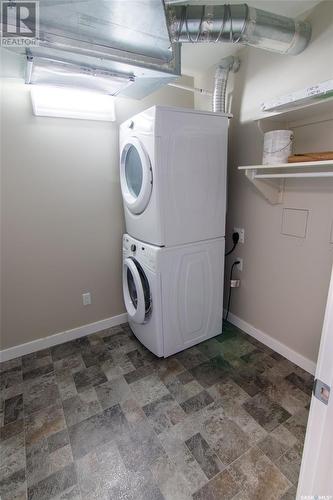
xmin=234 ymin=227 xmax=245 ymax=244
xmin=236 ymin=258 xmax=243 ymax=272
xmin=82 ymin=292 xmax=91 ymax=306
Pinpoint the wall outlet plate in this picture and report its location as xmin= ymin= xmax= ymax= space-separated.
xmin=236 ymin=258 xmax=243 ymax=272
xmin=234 ymin=227 xmax=245 ymax=244
xmin=82 ymin=292 xmax=92 ymax=306
xmin=230 ymin=279 xmax=240 ymax=288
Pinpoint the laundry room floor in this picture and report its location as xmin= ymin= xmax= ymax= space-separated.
xmin=0 ymin=322 xmax=313 ymax=500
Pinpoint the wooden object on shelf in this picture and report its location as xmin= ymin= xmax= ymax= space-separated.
xmin=288 ymin=152 xmax=333 ymax=163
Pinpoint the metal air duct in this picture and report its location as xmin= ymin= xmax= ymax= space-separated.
xmin=167 ymin=4 xmax=311 ymax=55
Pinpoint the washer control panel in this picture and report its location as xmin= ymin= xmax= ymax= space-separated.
xmin=123 ymin=236 xmax=157 ymax=271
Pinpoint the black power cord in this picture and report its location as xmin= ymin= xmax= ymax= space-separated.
xmin=225 ymin=232 xmax=240 ymax=256
xmin=224 ymin=260 xmax=240 ymax=322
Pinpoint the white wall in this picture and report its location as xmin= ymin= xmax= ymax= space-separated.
xmin=0 ymin=75 xmax=193 ymax=350
xmin=194 ymin=0 xmax=333 ymax=364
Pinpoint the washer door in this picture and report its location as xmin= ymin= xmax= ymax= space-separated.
xmin=123 ymin=257 xmax=151 ymax=324
xmin=120 ymin=138 xmax=152 ymax=215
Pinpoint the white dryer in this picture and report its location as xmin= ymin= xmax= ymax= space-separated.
xmin=119 ymin=105 xmax=229 ymax=247
xmin=122 ymin=234 xmax=224 ymax=357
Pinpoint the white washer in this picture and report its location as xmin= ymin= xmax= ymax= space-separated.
xmin=122 ymin=234 xmax=224 ymax=357
xmin=120 ymin=105 xmax=229 ymax=247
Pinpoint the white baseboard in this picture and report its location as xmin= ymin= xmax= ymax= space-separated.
xmin=1 ymin=310 xmax=317 ymax=375
xmin=225 ymin=311 xmax=316 ymax=375
xmin=0 ymin=313 xmax=128 ymax=363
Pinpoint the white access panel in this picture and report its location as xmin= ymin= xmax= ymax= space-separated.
xmin=160 ymin=237 xmax=224 ymax=356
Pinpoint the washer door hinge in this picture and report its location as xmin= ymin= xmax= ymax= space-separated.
xmin=313 ymin=378 xmax=330 ymax=405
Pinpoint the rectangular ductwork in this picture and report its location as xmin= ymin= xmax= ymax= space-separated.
xmin=9 ymin=0 xmax=181 ymax=99
xmin=37 ymin=0 xmax=174 ymax=62
xmin=5 ymin=1 xmax=311 ymax=101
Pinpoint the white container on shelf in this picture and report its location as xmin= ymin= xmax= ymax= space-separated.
xmin=262 ymin=129 xmax=294 ymax=165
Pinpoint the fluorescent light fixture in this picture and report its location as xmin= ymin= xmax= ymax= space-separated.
xmin=262 ymin=79 xmax=333 ymax=112
xmin=26 ymin=56 xmax=135 ymax=95
xmin=31 ymin=86 xmax=116 ymax=122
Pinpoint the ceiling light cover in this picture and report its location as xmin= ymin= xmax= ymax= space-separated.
xmin=31 ymin=86 xmax=116 ymax=122
xmin=27 ymin=57 xmax=134 ymax=95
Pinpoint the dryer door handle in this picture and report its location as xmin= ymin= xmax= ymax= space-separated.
xmin=123 ymin=257 xmax=146 ymax=324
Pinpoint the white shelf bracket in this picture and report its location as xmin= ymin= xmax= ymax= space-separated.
xmin=240 ymin=160 xmax=333 ymax=204
xmin=256 ymin=118 xmax=286 ymax=135
xmin=245 ymin=168 xmax=284 ymax=204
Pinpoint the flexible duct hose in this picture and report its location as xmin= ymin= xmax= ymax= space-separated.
xmin=212 ymin=56 xmax=239 ymax=113
xmin=167 ymin=4 xmax=311 ymax=55
xmin=212 ymin=65 xmax=229 ymax=113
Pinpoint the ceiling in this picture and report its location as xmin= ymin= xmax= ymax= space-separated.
xmin=178 ymin=0 xmax=322 ymax=75
xmin=1 ymin=0 xmax=322 ymax=92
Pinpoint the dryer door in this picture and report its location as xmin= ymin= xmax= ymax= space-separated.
xmin=123 ymin=257 xmax=151 ymax=324
xmin=120 ymin=138 xmax=152 ymax=215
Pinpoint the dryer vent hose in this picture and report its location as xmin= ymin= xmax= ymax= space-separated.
xmin=212 ymin=56 xmax=240 ymax=113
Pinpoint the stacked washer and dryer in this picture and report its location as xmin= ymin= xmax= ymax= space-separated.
xmin=119 ymin=105 xmax=228 ymax=357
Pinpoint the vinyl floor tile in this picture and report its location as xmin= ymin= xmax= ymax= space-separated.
xmin=24 ymin=385 xmax=61 ymax=416
xmin=185 ymin=432 xmax=223 ymax=479
xmin=210 ymin=418 xmax=251 ymax=466
xmin=0 ymin=322 xmax=310 ymax=500
xmin=175 ymin=347 xmax=209 ymax=370
xmin=0 ymin=433 xmax=26 ymax=480
xmin=275 ymin=442 xmax=304 ymax=485
xmin=116 ymin=422 xmax=166 ymax=471
xmin=72 ymin=366 xmax=107 ymax=393
xmin=243 ymin=392 xmax=291 ymax=432
xmin=166 ymin=443 xmax=208 ymax=494
xmin=24 ymin=403 xmax=66 ymax=447
xmin=228 ymin=447 xmax=291 ymax=500
xmin=189 ymin=356 xmax=231 ymax=388
xmin=4 ymin=394 xmax=24 ymax=425
xmin=95 ymin=376 xmax=132 ymax=409
xmin=129 ymin=374 xmax=170 ymax=406
xmin=69 ymin=405 xmax=128 ymax=460
xmin=150 ymin=454 xmax=192 ymax=500
xmin=282 ymin=408 xmax=309 ymax=442
xmin=142 ymin=393 xmax=186 ymax=434
xmin=1 ymin=418 xmax=24 ymax=442
xmin=0 ymin=468 xmax=27 ymax=500
xmin=192 ymin=469 xmax=240 ymax=500
xmin=180 ymin=390 xmax=214 ymax=415
xmin=62 ymin=389 xmax=102 ymax=426
xmin=257 ymin=425 xmax=298 ymax=461
xmin=27 ymin=463 xmax=77 ymax=500
xmin=285 ymin=372 xmax=313 ymax=396
xmin=166 ymin=377 xmax=203 ymax=404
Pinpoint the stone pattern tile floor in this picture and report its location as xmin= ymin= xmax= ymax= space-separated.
xmin=0 ymin=322 xmax=313 ymax=500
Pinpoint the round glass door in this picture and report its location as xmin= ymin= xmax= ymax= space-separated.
xmin=123 ymin=257 xmax=151 ymax=324
xmin=120 ymin=138 xmax=152 ymax=215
